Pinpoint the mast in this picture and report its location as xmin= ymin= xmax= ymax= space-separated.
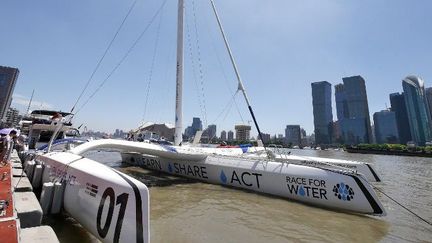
xmin=210 ymin=0 xmax=267 ymax=150
xmin=26 ymin=89 xmax=35 ymax=115
xmin=174 ymin=0 xmax=184 ymax=146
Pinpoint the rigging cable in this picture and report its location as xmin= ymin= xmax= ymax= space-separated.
xmin=191 ymin=0 xmax=208 ymax=128
xmin=210 ymin=40 xmax=245 ymax=124
xmin=185 ymin=2 xmax=206 ymax=126
xmin=212 ymin=91 xmax=239 ymax=124
xmin=201 ymin=5 xmax=246 ymax=125
xmin=74 ymin=0 xmax=168 ymax=116
xmin=70 ymin=0 xmax=138 ymax=113
xmin=142 ymin=6 xmax=164 ymax=123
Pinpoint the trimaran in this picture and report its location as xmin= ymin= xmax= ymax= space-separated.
xmin=22 ymin=2 xmax=387 ymax=242
xmin=115 ymin=0 xmax=384 ymax=215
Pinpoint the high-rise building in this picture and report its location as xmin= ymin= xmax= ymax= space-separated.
xmin=220 ymin=130 xmax=227 ymax=141
xmin=373 ymin=110 xmax=399 ymax=144
xmin=184 ymin=117 xmax=202 ymax=139
xmin=259 ymin=133 xmax=271 ymax=143
xmin=192 ymin=117 xmax=203 ymax=132
xmin=227 ymin=130 xmax=234 ymax=141
xmin=285 ymin=125 xmax=301 ymax=146
xmin=0 ymin=66 xmax=19 ymax=121
xmin=235 ymin=125 xmax=251 ymax=141
xmin=425 ymin=87 xmax=432 ymax=118
xmin=184 ymin=126 xmax=193 ymax=138
xmin=335 ymin=76 xmax=372 ymax=144
xmin=311 ymin=81 xmax=333 ymax=145
xmin=207 ymin=124 xmax=216 ymax=140
xmin=4 ymin=107 xmax=21 ymax=127
xmin=402 ymin=76 xmax=432 ymax=145
xmin=335 ymin=84 xmax=348 ymax=121
xmin=202 ymin=124 xmax=217 ymax=142
xmin=389 ymin=92 xmax=412 ymax=144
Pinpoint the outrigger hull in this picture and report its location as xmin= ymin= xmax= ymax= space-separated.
xmin=121 ymin=152 xmax=386 ymax=215
xmin=164 ymin=145 xmax=381 ymax=182
xmin=281 ymin=155 xmax=381 ymax=182
xmin=33 ymin=152 xmax=150 ymax=243
xmin=70 ymin=139 xmax=385 ymax=215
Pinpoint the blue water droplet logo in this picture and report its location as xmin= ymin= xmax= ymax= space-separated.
xmin=168 ymin=163 xmax=173 ymax=173
xmin=220 ymin=170 xmax=227 ymax=183
xmin=334 ymin=182 xmax=354 ymax=201
xmin=299 ymin=186 xmax=305 ymax=196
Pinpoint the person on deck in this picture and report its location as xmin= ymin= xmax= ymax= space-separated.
xmin=51 ymin=112 xmax=63 ymax=125
xmin=0 ymin=130 xmax=18 ymax=166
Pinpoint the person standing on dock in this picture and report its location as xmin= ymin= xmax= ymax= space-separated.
xmin=0 ymin=130 xmax=17 ymax=166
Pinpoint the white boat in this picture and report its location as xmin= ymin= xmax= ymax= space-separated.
xmin=12 ymin=2 xmax=384 ymax=243
xmin=114 ymin=0 xmax=385 ymax=215
xmin=23 ymin=109 xmax=81 ymax=149
xmin=120 ymin=0 xmax=383 ymax=184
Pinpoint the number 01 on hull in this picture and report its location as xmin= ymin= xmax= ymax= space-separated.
xmin=36 ymin=152 xmax=150 ymax=243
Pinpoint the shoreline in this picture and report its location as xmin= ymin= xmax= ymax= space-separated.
xmin=345 ymin=147 xmax=432 ymax=158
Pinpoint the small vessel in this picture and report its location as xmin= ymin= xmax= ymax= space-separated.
xmin=22 ymin=110 xmax=80 ymax=149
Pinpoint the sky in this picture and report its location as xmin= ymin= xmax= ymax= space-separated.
xmin=1 ymin=0 xmax=432 ymax=136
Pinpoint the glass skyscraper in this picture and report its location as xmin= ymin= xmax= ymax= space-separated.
xmin=285 ymin=125 xmax=301 ymax=146
xmin=0 ymin=66 xmax=19 ymax=121
xmin=335 ymin=75 xmax=372 ymax=144
xmin=311 ymin=81 xmax=333 ymax=145
xmin=389 ymin=92 xmax=412 ymax=144
xmin=402 ymin=76 xmax=432 ymax=146
xmin=373 ymin=110 xmax=399 ymax=144
xmin=425 ymin=87 xmax=432 ymax=118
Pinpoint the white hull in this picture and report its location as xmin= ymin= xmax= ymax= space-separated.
xmin=167 ymin=144 xmax=381 ymax=182
xmin=121 ymin=152 xmax=385 ymax=215
xmin=34 ymin=152 xmax=150 ymax=243
xmin=280 ymin=155 xmax=381 ymax=182
xmin=241 ymin=152 xmax=381 ymax=182
xmin=70 ymin=139 xmax=385 ymax=215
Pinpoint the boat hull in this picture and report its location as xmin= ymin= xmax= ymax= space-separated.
xmin=35 ymin=152 xmax=150 ymax=243
xmin=274 ymin=155 xmax=381 ymax=182
xmin=173 ymin=145 xmax=381 ymax=182
xmin=122 ymin=152 xmax=385 ymax=215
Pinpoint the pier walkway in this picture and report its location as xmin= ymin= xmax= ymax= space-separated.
xmin=0 ymin=151 xmax=59 ymax=243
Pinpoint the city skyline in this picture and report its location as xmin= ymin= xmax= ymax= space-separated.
xmin=1 ymin=1 xmax=432 ymax=135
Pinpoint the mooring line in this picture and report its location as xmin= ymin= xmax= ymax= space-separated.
xmin=373 ymin=186 xmax=432 ymax=227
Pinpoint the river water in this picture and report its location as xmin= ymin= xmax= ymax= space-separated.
xmin=46 ymin=149 xmax=432 ymax=242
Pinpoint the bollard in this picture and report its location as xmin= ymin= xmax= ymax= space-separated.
xmin=42 ymin=165 xmax=51 ymax=184
xmin=31 ymin=165 xmax=44 ymax=188
xmin=25 ymin=160 xmax=36 ymax=182
xmin=50 ymin=182 xmax=65 ymax=214
xmin=39 ymin=182 xmax=54 ymax=215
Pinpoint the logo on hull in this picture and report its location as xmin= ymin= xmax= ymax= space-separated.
xmin=286 ymin=176 xmax=328 ymax=200
xmin=220 ymin=170 xmax=262 ymax=188
xmin=333 ymin=183 xmax=354 ymax=201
